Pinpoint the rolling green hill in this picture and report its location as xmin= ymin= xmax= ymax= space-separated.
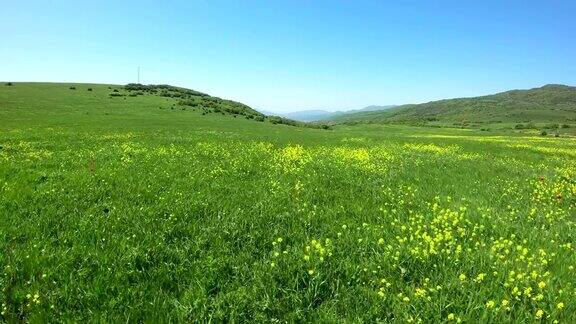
xmin=329 ymin=84 xmax=576 ymax=128
xmin=0 ymin=82 xmax=327 ymax=130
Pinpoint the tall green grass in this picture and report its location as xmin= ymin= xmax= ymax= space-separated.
xmin=1 ymin=83 xmax=575 ymax=322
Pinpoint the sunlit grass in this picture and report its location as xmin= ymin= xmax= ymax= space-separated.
xmin=1 ymin=83 xmax=575 ymax=322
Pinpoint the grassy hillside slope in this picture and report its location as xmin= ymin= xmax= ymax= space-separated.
xmin=0 ymin=83 xmax=575 ymax=322
xmin=329 ymin=84 xmax=576 ymax=129
xmin=0 ymin=82 xmax=327 ymax=130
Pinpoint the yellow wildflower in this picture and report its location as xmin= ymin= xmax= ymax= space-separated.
xmin=475 ymin=273 xmax=486 ymax=282
xmin=538 ymin=281 xmax=546 ymax=289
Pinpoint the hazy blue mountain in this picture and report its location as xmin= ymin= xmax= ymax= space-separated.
xmin=283 ymin=110 xmax=335 ymax=121
xmin=270 ymin=105 xmax=397 ymax=122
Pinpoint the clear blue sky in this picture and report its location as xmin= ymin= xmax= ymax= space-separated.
xmin=2 ymin=0 xmax=575 ymax=113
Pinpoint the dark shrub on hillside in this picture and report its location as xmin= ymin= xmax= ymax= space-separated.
xmin=69 ymin=86 xmax=76 ymax=90
xmin=561 ymin=124 xmax=570 ymax=128
xmin=265 ymin=116 xmax=332 ymax=130
xmin=540 ymin=130 xmax=547 ymax=136
xmin=268 ymin=116 xmax=299 ymax=126
xmin=125 ymin=83 xmax=152 ymax=91
xmin=87 ymin=88 xmax=93 ymax=91
xmin=516 ymin=123 xmax=537 ymax=130
xmin=113 ymin=89 xmax=119 ymax=92
xmin=124 ymin=84 xmax=209 ymax=98
xmin=178 ymin=99 xmax=199 ymax=107
xmin=109 ymin=93 xmax=125 ymax=97
xmin=543 ymin=123 xmax=559 ymax=129
xmin=6 ymin=82 xmax=13 ymax=86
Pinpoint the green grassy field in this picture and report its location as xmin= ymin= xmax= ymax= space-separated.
xmin=1 ymin=83 xmax=575 ymax=322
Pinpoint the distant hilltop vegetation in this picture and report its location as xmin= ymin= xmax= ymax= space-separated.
xmin=121 ymin=83 xmax=330 ymax=128
xmin=328 ymin=84 xmax=576 ymax=129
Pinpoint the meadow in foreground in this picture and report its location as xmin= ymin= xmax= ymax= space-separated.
xmin=0 ymin=84 xmax=575 ymax=322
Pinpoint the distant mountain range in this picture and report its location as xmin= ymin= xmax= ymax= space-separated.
xmin=260 ymin=105 xmax=396 ymax=122
xmin=326 ymin=84 xmax=576 ymax=125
